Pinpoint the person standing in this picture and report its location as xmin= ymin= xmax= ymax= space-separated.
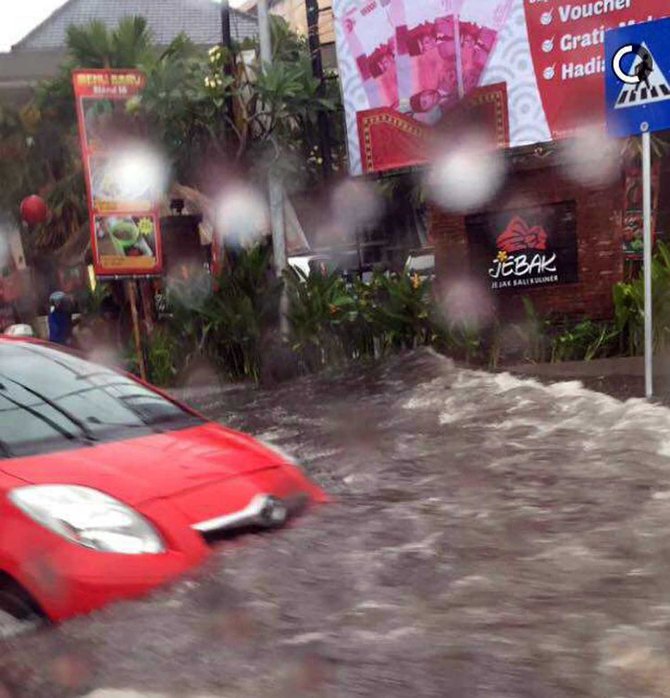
xmin=48 ymin=291 xmax=74 ymax=346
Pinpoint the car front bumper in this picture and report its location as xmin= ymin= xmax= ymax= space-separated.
xmin=10 ymin=498 xmax=210 ymax=622
xmin=7 ymin=466 xmax=326 ymax=622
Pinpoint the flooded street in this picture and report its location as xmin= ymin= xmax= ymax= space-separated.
xmin=4 ymin=350 xmax=670 ymax=697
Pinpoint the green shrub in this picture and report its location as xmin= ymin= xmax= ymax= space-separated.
xmin=508 ymin=298 xmax=618 ymax=364
xmin=512 ymin=297 xmax=552 ymax=364
xmin=284 ymin=268 xmax=439 ymax=370
xmin=149 ymin=243 xmax=659 ymax=381
xmin=122 ymin=327 xmax=179 ymax=387
xmin=79 ymin=282 xmax=113 ymax=316
xmin=145 ymin=326 xmax=181 ymax=386
xmin=367 ymin=272 xmax=436 ymax=353
xmin=550 ymin=319 xmax=618 ymax=362
xmin=613 ymin=241 xmax=670 ymax=355
xmin=167 ymin=244 xmax=281 ymax=382
xmin=284 ymin=265 xmax=357 ymax=370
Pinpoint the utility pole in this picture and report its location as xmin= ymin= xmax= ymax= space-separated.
xmin=305 ymin=0 xmax=333 ymax=179
xmin=642 ymin=125 xmax=653 ymax=398
xmin=257 ymin=0 xmax=272 ymax=65
xmin=257 ymin=0 xmax=289 ymax=338
xmin=220 ymin=0 xmax=236 ymax=129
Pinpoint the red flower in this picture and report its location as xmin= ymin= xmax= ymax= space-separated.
xmin=525 ymin=226 xmax=548 ymax=250
xmin=496 ymin=216 xmax=548 ymax=253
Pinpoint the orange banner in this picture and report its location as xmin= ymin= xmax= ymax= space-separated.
xmin=73 ymin=69 xmax=163 ymax=278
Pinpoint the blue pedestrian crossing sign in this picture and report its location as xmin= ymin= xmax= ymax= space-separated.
xmin=605 ymin=17 xmax=670 ymax=138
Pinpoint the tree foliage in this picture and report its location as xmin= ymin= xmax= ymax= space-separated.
xmin=0 ymin=14 xmax=343 ymax=257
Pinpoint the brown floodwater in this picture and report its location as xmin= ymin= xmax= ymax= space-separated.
xmin=3 ymin=350 xmax=670 ymax=698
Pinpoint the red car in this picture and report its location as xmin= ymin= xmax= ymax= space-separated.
xmin=0 ymin=338 xmax=326 ymax=633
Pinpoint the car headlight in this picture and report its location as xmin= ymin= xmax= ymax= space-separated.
xmin=9 ymin=485 xmax=165 ymax=554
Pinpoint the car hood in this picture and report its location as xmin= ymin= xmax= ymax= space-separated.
xmin=0 ymin=424 xmax=286 ymax=505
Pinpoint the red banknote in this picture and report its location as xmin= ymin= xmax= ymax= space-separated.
xmin=339 ymin=0 xmax=399 ymax=109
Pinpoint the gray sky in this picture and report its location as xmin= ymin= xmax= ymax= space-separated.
xmin=0 ymin=0 xmax=247 ymax=52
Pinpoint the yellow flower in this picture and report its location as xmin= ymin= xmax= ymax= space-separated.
xmin=138 ymin=218 xmax=154 ymax=236
xmin=497 ymin=250 xmax=508 ymax=262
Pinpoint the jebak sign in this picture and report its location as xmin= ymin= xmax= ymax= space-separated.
xmin=466 ymin=202 xmax=578 ymax=291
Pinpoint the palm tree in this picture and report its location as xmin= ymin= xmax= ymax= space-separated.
xmin=65 ymin=16 xmax=155 ymax=69
xmin=0 ymin=14 xmax=341 ymax=263
xmin=0 ymin=17 xmax=188 ymax=262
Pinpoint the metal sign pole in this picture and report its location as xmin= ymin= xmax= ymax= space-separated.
xmin=126 ymin=279 xmax=147 ymax=382
xmin=258 ymin=0 xmax=289 ymax=339
xmin=642 ymin=125 xmax=653 ymax=399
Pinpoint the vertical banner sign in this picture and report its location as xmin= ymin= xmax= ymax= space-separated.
xmin=466 ymin=201 xmax=579 ymax=292
xmin=73 ymin=70 xmax=163 ymax=277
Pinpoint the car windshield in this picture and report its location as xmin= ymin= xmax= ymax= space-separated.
xmin=0 ymin=342 xmax=203 ymax=459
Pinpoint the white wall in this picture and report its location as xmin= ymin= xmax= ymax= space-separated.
xmin=0 ymin=220 xmax=27 ymax=270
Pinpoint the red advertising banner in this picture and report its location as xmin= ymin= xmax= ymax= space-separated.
xmin=72 ymin=69 xmax=163 ymax=277
xmin=357 ymin=82 xmax=509 ymax=174
xmin=335 ymin=0 xmax=670 ymax=176
xmin=524 ymin=0 xmax=670 ymax=141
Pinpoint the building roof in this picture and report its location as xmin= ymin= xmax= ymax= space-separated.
xmin=12 ymin=0 xmax=258 ymax=52
xmin=0 ymin=49 xmax=65 ymax=98
xmin=238 ymin=0 xmax=287 ymax=11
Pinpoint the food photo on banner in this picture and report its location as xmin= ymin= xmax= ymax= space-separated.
xmin=334 ymin=0 xmax=670 ymax=176
xmin=89 ymin=153 xmax=159 ymax=214
xmin=465 ymin=202 xmax=579 ymax=292
xmin=94 ymin=215 xmax=159 ymax=270
xmin=72 ymin=69 xmax=163 ymax=277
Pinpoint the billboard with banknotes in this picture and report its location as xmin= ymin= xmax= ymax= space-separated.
xmin=334 ymin=0 xmax=670 ymax=176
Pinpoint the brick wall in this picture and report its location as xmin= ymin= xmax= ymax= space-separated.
xmin=431 ymin=162 xmax=623 ymax=322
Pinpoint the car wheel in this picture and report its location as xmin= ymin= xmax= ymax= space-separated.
xmin=0 ymin=580 xmax=45 ymax=639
